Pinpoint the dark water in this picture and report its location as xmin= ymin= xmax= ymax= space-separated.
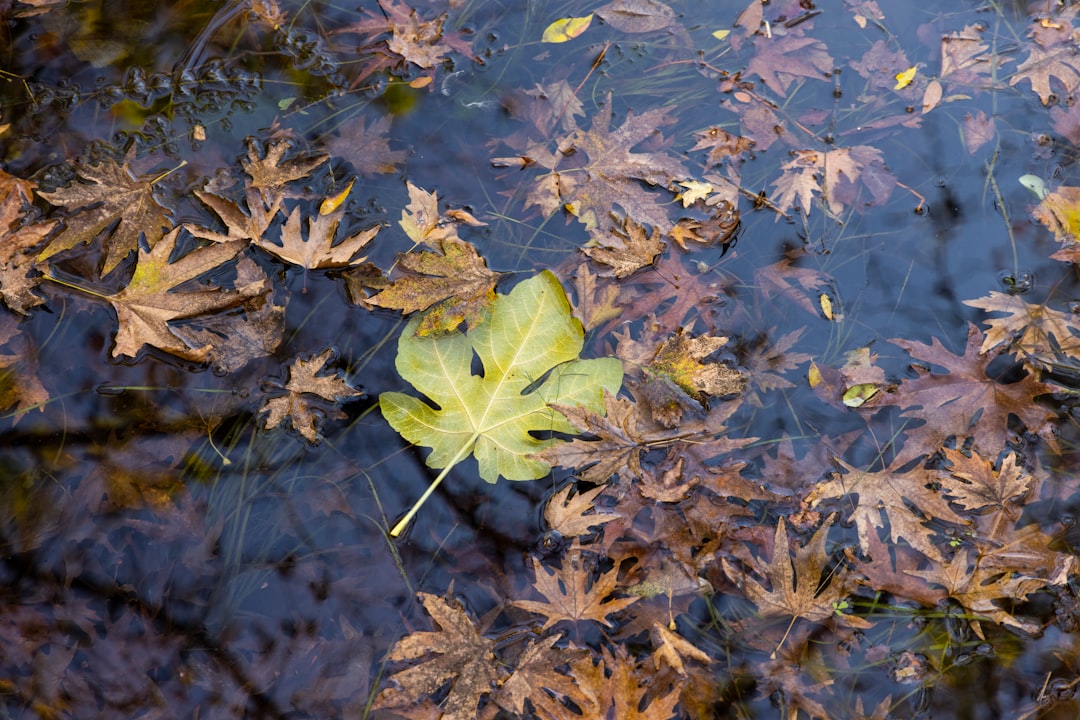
xmin=3 ymin=0 xmax=1080 ymax=717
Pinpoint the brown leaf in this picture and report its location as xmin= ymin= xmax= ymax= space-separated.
xmin=367 ymin=237 xmax=500 ymax=335
xmin=723 ymin=516 xmax=871 ymax=630
xmin=185 ymin=187 xmax=279 ymax=245
xmin=259 ymin=203 xmax=378 ymax=270
xmin=375 ymin=592 xmax=504 ymax=720
xmin=805 ymin=457 xmax=969 ymax=563
xmin=324 ymin=115 xmax=407 ymax=176
xmin=883 ymin=324 xmax=1057 ymax=457
xmin=496 ymin=636 xmax=598 ymax=718
xmin=1010 ymin=14 xmax=1080 ymax=104
xmin=582 ymin=216 xmax=665 ymax=278
xmin=689 ymin=126 xmax=753 ymax=168
xmin=964 ymin=291 xmax=1080 ymax=365
xmin=578 ymin=645 xmax=682 ymax=720
xmin=259 ymin=348 xmax=362 ymax=442
xmin=647 ymin=328 xmax=746 ymax=401
xmin=0 ymin=317 xmax=49 ymax=424
xmin=0 ymin=171 xmax=57 ymax=314
xmin=105 ymin=228 xmax=263 ymax=361
xmin=595 ymin=0 xmax=677 ymax=33
xmin=536 ymin=391 xmax=646 ymax=483
xmin=38 ymin=153 xmax=173 ymax=275
xmin=544 ymin=483 xmax=618 ymax=538
xmin=746 ymin=33 xmax=833 ymax=97
xmin=241 ymin=138 xmax=328 ymax=196
xmin=513 ymin=540 xmax=640 ymax=629
xmin=937 ymin=448 xmax=1031 ymax=541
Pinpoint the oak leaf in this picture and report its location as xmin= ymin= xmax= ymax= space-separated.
xmin=104 ymin=228 xmax=265 ymax=361
xmin=513 ymin=541 xmax=640 ymax=629
xmin=375 ymin=592 xmax=503 ymax=720
xmin=38 ymin=154 xmax=173 ymax=275
xmin=1010 ymin=18 xmax=1080 ymax=104
xmin=260 ymin=348 xmax=362 ymax=443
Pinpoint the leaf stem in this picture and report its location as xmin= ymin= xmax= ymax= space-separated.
xmin=389 ymin=433 xmax=479 ymax=538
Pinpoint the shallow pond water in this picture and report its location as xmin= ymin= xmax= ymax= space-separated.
xmin=4 ymin=0 xmax=1080 ymax=718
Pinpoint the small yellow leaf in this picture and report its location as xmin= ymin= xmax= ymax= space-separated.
xmin=808 ymin=361 xmax=822 ymax=388
xmin=819 ymin=293 xmax=834 ymax=321
xmin=409 ymin=76 xmax=433 ymax=89
xmin=712 ymin=29 xmax=730 ymax=40
xmin=842 ymin=383 xmax=879 ymax=408
xmin=542 ymin=14 xmax=593 ymax=43
xmin=894 ymin=66 xmax=917 ymax=90
xmin=319 ymin=178 xmax=356 ymax=216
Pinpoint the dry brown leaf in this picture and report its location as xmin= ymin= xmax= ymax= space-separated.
xmin=258 ymin=203 xmax=378 ymax=270
xmin=513 ymin=540 xmax=640 ymax=629
xmin=259 ymin=348 xmax=362 ymax=442
xmin=495 ymin=636 xmax=598 ymax=719
xmin=0 ymin=170 xmax=56 ymax=314
xmin=964 ymin=291 xmax=1080 ymax=366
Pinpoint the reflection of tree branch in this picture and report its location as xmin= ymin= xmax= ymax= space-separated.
xmin=0 ymin=528 xmax=288 ymax=719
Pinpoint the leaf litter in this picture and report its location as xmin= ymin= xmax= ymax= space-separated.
xmin=9 ymin=0 xmax=1080 ymax=718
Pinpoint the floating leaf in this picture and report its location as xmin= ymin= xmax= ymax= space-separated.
xmin=380 ymin=271 xmax=622 ymax=534
xmin=541 ymin=14 xmax=593 ymax=43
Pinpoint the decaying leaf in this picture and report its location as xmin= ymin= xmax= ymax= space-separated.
xmin=964 ymin=291 xmax=1080 ymax=366
xmin=544 ymin=483 xmax=618 ymax=538
xmin=260 ymin=348 xmax=362 ymax=442
xmin=495 ymin=636 xmax=598 ymax=718
xmin=513 ymin=540 xmax=640 ymax=629
xmin=104 ymin=228 xmax=265 ymax=362
xmin=375 ymin=592 xmax=504 ymax=720
xmin=38 ymin=152 xmax=173 ymax=275
xmin=582 ymin=216 xmax=665 ymax=278
xmin=380 ymin=270 xmax=622 ymax=484
xmin=0 ymin=170 xmax=57 ymax=314
xmin=257 ymin=201 xmax=378 ymax=270
xmin=723 ymin=516 xmax=871 ymax=634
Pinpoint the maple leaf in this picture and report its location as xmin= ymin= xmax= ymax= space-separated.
xmin=744 ymin=328 xmax=812 ymax=406
xmin=804 ymin=457 xmax=969 ymax=563
xmin=324 ymin=114 xmax=407 ymax=176
xmin=770 ymin=146 xmax=894 ymax=218
xmin=589 ymin=645 xmax=682 ymax=720
xmin=368 ymin=237 xmax=500 ymax=336
xmin=745 ymin=33 xmax=833 ymax=97
xmin=536 ymin=390 xmax=647 ymax=484
xmin=723 ymin=516 xmax=871 ymax=632
xmin=544 ymin=483 xmax=618 ymax=538
xmin=882 ymin=324 xmax=1057 ymax=457
xmin=0 ymin=170 xmax=57 ymax=314
xmin=513 ymin=540 xmax=640 ymax=629
xmin=375 ymin=592 xmax=504 ymax=720
xmin=937 ymin=448 xmax=1030 ymax=542
xmin=495 ymin=636 xmax=599 ymax=719
xmin=582 ymin=216 xmax=665 ymax=278
xmin=964 ymin=291 xmax=1080 ymax=367
xmin=260 ymin=348 xmax=362 ymax=443
xmin=941 ymin=24 xmax=998 ymax=87
xmin=256 ymin=202 xmax=378 ymax=270
xmin=689 ymin=126 xmax=754 ymax=168
xmin=498 ymin=92 xmax=688 ymax=234
xmin=185 ymin=187 xmax=279 ymax=245
xmin=37 ymin=153 xmax=173 ymax=275
xmin=645 ymin=328 xmax=746 ymax=402
xmin=904 ymin=549 xmax=1054 ymax=635
xmin=754 ymin=251 xmax=831 ymax=317
xmin=240 ymin=138 xmax=328 ymax=209
xmin=102 ymin=228 xmax=265 ymax=362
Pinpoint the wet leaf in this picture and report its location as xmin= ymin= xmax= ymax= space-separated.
xmin=258 ymin=201 xmax=378 ymax=270
xmin=0 ymin=170 xmax=57 ymax=314
xmin=595 ymin=0 xmax=677 ymax=33
xmin=380 ymin=271 xmax=622 ymax=484
xmin=544 ymin=483 xmax=618 ymax=538
xmin=582 ymin=216 xmax=665 ymax=278
xmin=38 ymin=153 xmax=173 ymax=275
xmin=368 ymin=237 xmax=500 ymax=336
xmin=260 ymin=348 xmax=362 ymax=442
xmin=495 ymin=636 xmax=598 ymax=718
xmin=104 ymin=228 xmax=264 ymax=362
xmin=513 ymin=540 xmax=640 ymax=629
xmin=541 ymin=14 xmax=593 ymax=43
xmin=375 ymin=592 xmax=504 ymax=720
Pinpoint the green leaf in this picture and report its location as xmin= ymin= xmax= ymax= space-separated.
xmin=380 ymin=271 xmax=622 ymax=533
